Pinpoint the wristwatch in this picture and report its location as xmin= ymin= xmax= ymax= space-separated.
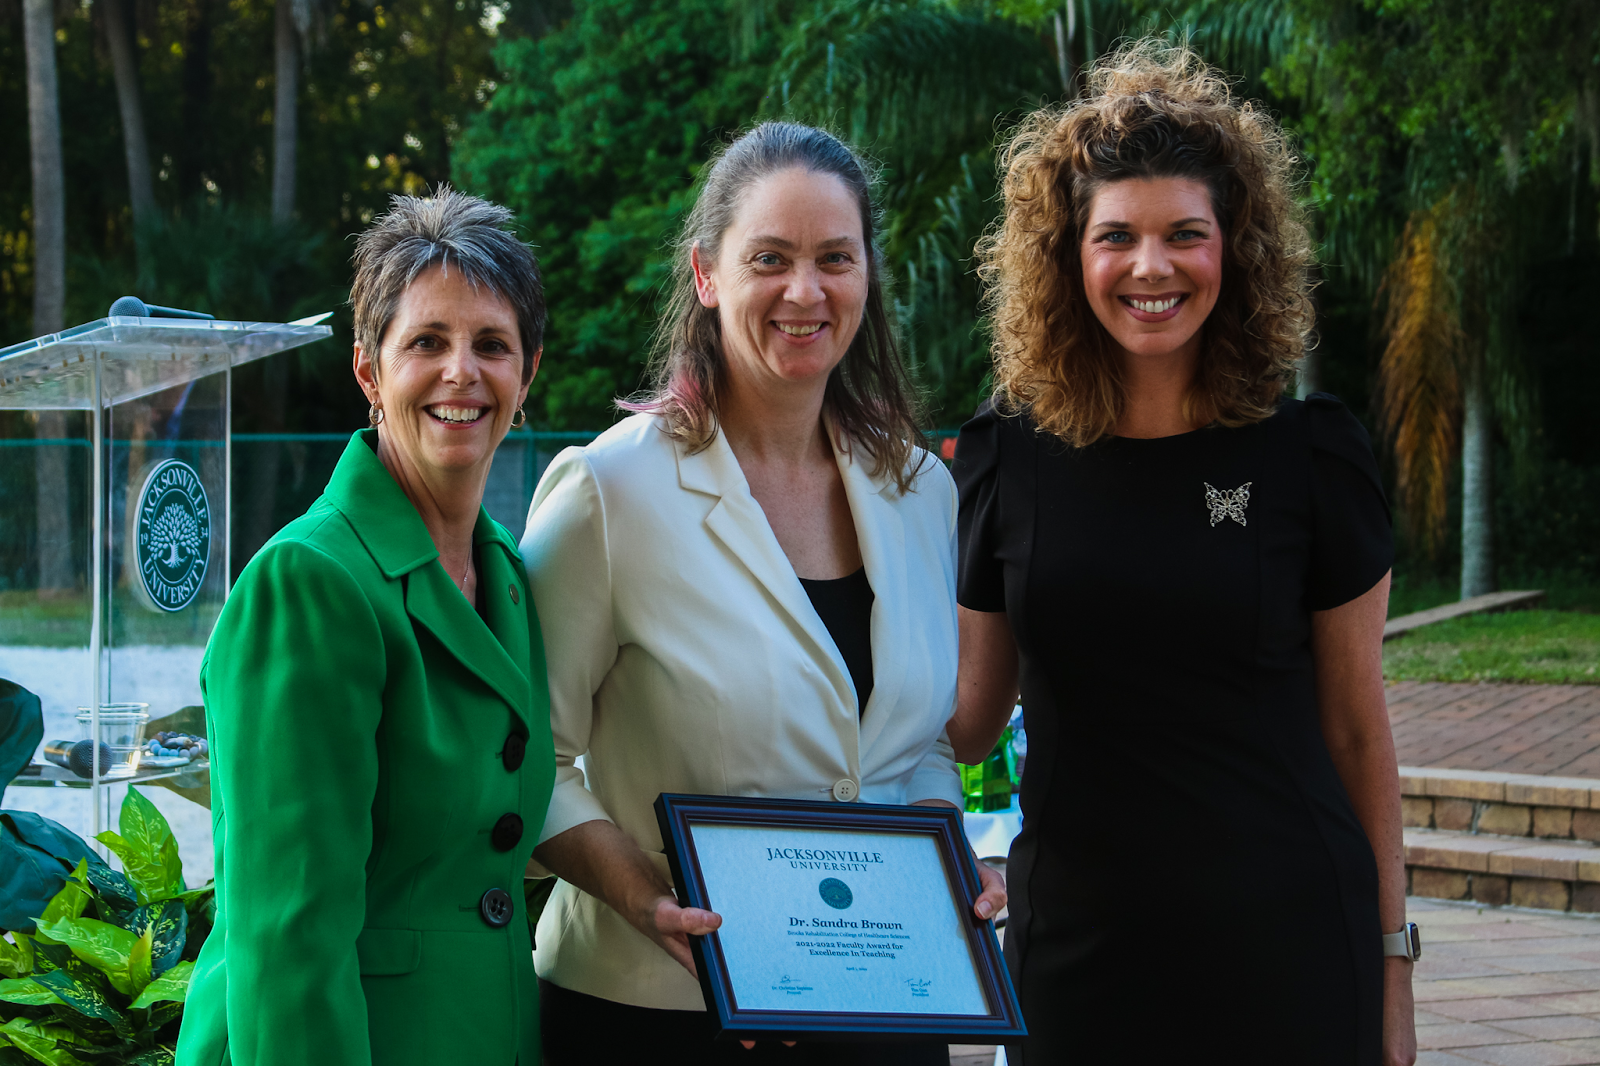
xmin=1382 ymin=922 xmax=1421 ymax=961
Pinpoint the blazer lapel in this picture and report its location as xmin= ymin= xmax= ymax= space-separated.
xmin=838 ymin=447 xmax=910 ymax=749
xmin=323 ymin=431 xmax=532 ymax=727
xmin=676 ymin=432 xmax=855 ymax=707
xmin=470 ymin=518 xmax=535 ymax=729
xmin=404 ymin=553 xmax=532 ymax=730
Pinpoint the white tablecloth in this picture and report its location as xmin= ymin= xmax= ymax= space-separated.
xmin=963 ymin=797 xmax=1023 ymax=862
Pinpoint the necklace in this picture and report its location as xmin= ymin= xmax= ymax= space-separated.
xmin=453 ymin=554 xmax=475 ymax=596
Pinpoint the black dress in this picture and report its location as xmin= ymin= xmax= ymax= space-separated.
xmin=953 ymin=394 xmax=1393 ymax=1064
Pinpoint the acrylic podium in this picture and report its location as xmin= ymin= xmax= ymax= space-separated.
xmin=0 ymin=311 xmax=332 ymax=871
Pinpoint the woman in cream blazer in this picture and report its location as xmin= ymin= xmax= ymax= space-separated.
xmin=524 ymin=411 xmax=963 ymax=996
xmin=520 ymin=124 xmax=1001 ymax=1065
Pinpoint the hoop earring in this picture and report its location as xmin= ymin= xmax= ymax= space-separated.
xmin=510 ymin=407 xmax=526 ymax=429
xmin=368 ymin=403 xmax=385 ymax=427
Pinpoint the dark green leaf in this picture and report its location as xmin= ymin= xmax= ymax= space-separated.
xmin=123 ymin=1048 xmax=174 ymax=1066
xmin=28 ymin=941 xmax=69 ymax=976
xmin=80 ymin=870 xmax=134 ymax=915
xmin=40 ymin=1005 xmax=115 ymax=1047
xmin=30 ymin=971 xmax=129 ymax=1039
xmin=146 ymin=1003 xmax=183 ymax=1031
xmin=0 ymin=1017 xmax=91 ymax=1065
xmin=123 ymin=905 xmax=184 ymax=978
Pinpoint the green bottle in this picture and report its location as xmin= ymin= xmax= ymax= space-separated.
xmin=981 ymin=726 xmax=1014 ymax=812
xmin=960 ymin=761 xmax=986 ymax=813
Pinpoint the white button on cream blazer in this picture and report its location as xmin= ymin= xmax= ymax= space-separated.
xmin=519 ymin=412 xmax=963 ymax=1011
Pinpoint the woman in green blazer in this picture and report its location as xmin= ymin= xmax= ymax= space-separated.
xmin=176 ymin=188 xmax=555 ymax=1066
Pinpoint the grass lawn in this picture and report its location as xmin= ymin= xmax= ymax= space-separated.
xmin=1387 ymin=574 xmax=1600 ymax=617
xmin=1383 ymin=610 xmax=1600 ymax=685
xmin=0 ymin=589 xmax=219 ymax=647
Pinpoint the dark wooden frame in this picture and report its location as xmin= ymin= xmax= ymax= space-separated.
xmin=654 ymin=792 xmax=1027 ymax=1044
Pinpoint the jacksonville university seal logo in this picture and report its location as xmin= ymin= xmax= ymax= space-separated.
xmin=135 ymin=459 xmax=211 ymax=612
xmin=818 ymin=878 xmax=854 ymax=910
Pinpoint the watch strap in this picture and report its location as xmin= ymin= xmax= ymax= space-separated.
xmin=1382 ymin=922 xmax=1421 ymax=961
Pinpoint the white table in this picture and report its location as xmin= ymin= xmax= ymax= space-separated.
xmin=963 ymin=797 xmax=1023 ymax=862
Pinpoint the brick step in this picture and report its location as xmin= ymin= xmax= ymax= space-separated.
xmin=1404 ymin=827 xmax=1600 ymax=911
xmin=1401 ymin=767 xmax=1600 ymax=912
xmin=1400 ymin=766 xmax=1600 ymax=840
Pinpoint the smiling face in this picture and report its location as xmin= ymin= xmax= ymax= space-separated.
xmin=353 ymin=265 xmax=535 ymax=488
xmin=692 ymin=166 xmax=868 ymax=396
xmin=1079 ymin=176 xmax=1223 ymax=368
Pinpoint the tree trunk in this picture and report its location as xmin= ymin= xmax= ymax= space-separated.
xmin=35 ymin=412 xmax=74 ymax=595
xmin=431 ymin=0 xmax=456 ymax=185
xmin=244 ymin=357 xmax=289 ymax=561
xmin=271 ymin=0 xmax=297 ymax=225
xmin=177 ymin=0 xmax=215 ymax=198
xmin=1460 ymin=374 xmax=1496 ymax=598
xmin=24 ymin=0 xmax=64 ymax=336
xmin=104 ymin=0 xmax=156 ymax=236
xmin=1052 ymin=10 xmax=1072 ymax=96
xmin=25 ymin=0 xmax=72 ymax=595
xmin=1296 ymin=346 xmax=1322 ymax=398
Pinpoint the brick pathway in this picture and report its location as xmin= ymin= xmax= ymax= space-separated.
xmin=1391 ymin=682 xmax=1600 ymax=776
xmin=1412 ymin=897 xmax=1600 ymax=1064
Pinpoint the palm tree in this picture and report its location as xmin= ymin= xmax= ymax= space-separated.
xmin=767 ymin=0 xmax=1068 ymax=422
xmin=1147 ymin=0 xmax=1599 ymax=600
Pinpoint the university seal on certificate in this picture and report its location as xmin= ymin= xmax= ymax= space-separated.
xmin=654 ymin=794 xmax=1026 ymax=1044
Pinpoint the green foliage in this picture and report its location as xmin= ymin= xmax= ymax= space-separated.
xmin=768 ymin=0 xmax=1066 ymax=423
xmin=7 ymin=0 xmax=1599 ymax=576
xmin=1384 ymin=609 xmax=1600 ymax=684
xmin=455 ymin=0 xmax=782 ymax=428
xmin=94 ymin=790 xmax=183 ymax=907
xmin=0 ymin=791 xmax=212 ymax=1066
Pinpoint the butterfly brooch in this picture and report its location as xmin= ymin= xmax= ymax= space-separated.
xmin=1205 ymin=482 xmax=1252 ymax=527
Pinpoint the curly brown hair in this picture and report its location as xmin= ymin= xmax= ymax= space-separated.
xmin=977 ymin=39 xmax=1314 ymax=446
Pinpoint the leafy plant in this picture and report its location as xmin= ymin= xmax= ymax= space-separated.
xmin=0 ymin=788 xmax=214 ymax=1066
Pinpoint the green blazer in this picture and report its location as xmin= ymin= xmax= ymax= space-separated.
xmin=176 ymin=431 xmax=555 ymax=1066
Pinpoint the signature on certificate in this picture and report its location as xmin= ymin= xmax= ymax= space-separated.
xmin=905 ymin=978 xmax=932 ymax=998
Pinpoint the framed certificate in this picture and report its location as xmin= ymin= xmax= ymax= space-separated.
xmin=654 ymin=793 xmax=1027 ymax=1043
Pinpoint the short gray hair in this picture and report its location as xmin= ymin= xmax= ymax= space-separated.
xmin=351 ymin=186 xmax=546 ymax=383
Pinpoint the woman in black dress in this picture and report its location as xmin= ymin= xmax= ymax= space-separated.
xmin=950 ymin=42 xmax=1416 ymax=1065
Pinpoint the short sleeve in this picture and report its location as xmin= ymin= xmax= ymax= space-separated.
xmin=952 ymin=399 xmax=1007 ymax=612
xmin=1306 ymin=393 xmax=1394 ymax=611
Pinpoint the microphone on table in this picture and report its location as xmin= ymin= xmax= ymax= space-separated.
xmin=43 ymin=739 xmax=118 ymax=779
xmin=108 ymin=296 xmax=215 ymax=320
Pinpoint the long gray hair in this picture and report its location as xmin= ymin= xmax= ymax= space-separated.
xmin=626 ymin=123 xmax=926 ymax=493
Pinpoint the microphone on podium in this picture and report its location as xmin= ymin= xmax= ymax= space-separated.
xmin=108 ymin=296 xmax=215 ymax=320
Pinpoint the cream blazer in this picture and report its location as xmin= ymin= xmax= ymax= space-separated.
xmin=519 ymin=412 xmax=963 ymax=1011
